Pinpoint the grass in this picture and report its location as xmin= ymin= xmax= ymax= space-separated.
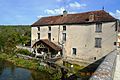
xmin=73 ymin=64 xmax=85 ymax=72
xmin=9 ymin=57 xmax=39 ymax=69
xmin=0 ymin=53 xmax=39 ymax=70
xmin=0 ymin=53 xmax=86 ymax=80
xmin=0 ymin=53 xmax=62 ymax=80
xmin=64 ymin=61 xmax=85 ymax=73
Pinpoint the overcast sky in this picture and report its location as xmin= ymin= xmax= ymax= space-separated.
xmin=0 ymin=0 xmax=120 ymax=25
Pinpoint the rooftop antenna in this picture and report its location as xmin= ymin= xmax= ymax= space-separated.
xmin=102 ymin=6 xmax=104 ymax=10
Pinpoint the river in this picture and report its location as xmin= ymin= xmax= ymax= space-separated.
xmin=0 ymin=59 xmax=51 ymax=80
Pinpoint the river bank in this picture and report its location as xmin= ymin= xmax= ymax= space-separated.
xmin=0 ymin=53 xmax=62 ymax=80
xmin=0 ymin=53 xmax=87 ymax=80
xmin=0 ymin=59 xmax=51 ymax=80
xmin=0 ymin=53 xmax=38 ymax=69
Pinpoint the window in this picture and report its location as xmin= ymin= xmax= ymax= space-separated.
xmin=38 ymin=27 xmax=40 ymax=31
xmin=94 ymin=57 xmax=96 ymax=60
xmin=63 ymin=33 xmax=66 ymax=41
xmin=89 ymin=14 xmax=94 ymax=21
xmin=96 ymin=23 xmax=102 ymax=32
xmin=95 ymin=38 xmax=102 ymax=48
xmin=48 ymin=33 xmax=51 ymax=41
xmin=72 ymin=48 xmax=76 ymax=55
xmin=115 ymin=20 xmax=120 ymax=31
xmin=114 ymin=42 xmax=117 ymax=45
xmin=38 ymin=33 xmax=40 ymax=39
xmin=48 ymin=26 xmax=51 ymax=31
xmin=63 ymin=26 xmax=66 ymax=31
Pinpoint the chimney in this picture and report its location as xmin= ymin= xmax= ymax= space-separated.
xmin=63 ymin=10 xmax=67 ymax=16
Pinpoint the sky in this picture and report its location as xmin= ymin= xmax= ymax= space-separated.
xmin=0 ymin=0 xmax=120 ymax=25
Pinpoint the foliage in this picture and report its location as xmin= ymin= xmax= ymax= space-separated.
xmin=0 ymin=53 xmax=9 ymax=59
xmin=64 ymin=61 xmax=85 ymax=73
xmin=12 ymin=58 xmax=39 ymax=69
xmin=51 ymin=70 xmax=62 ymax=80
xmin=0 ymin=53 xmax=62 ymax=80
xmin=0 ymin=53 xmax=39 ymax=69
xmin=37 ymin=65 xmax=62 ymax=80
xmin=0 ymin=26 xmax=31 ymax=54
xmin=16 ymin=49 xmax=32 ymax=55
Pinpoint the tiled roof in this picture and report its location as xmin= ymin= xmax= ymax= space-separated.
xmin=31 ymin=10 xmax=116 ymax=26
xmin=32 ymin=39 xmax=62 ymax=51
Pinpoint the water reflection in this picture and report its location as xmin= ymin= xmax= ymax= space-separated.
xmin=0 ymin=68 xmax=33 ymax=80
xmin=0 ymin=60 xmax=4 ymax=75
xmin=0 ymin=59 xmax=50 ymax=80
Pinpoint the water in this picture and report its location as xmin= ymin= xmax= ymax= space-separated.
xmin=0 ymin=59 xmax=51 ymax=80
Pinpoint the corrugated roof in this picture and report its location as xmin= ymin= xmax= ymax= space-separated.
xmin=31 ymin=10 xmax=116 ymax=26
xmin=32 ymin=39 xmax=62 ymax=51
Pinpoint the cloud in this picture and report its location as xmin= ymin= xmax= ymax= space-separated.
xmin=68 ymin=2 xmax=87 ymax=8
xmin=44 ymin=1 xmax=86 ymax=15
xmin=37 ymin=15 xmax=44 ymax=19
xmin=45 ymin=1 xmax=86 ymax=15
xmin=109 ymin=10 xmax=120 ymax=19
xmin=44 ymin=7 xmax=65 ymax=15
xmin=44 ymin=7 xmax=78 ymax=15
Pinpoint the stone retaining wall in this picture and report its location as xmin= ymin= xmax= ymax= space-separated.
xmin=89 ymin=50 xmax=117 ymax=80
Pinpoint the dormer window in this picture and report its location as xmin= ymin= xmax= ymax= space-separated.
xmin=85 ymin=14 xmax=94 ymax=22
xmin=89 ymin=14 xmax=94 ymax=22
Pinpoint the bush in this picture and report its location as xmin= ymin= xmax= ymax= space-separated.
xmin=16 ymin=49 xmax=32 ymax=55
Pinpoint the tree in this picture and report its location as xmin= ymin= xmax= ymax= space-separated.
xmin=0 ymin=26 xmax=31 ymax=54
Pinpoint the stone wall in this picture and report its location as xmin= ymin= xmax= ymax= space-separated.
xmin=89 ymin=50 xmax=117 ymax=80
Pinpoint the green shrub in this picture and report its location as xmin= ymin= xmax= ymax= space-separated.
xmin=16 ymin=49 xmax=31 ymax=55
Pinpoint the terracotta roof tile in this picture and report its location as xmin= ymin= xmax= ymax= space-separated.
xmin=32 ymin=39 xmax=62 ymax=51
xmin=31 ymin=10 xmax=116 ymax=26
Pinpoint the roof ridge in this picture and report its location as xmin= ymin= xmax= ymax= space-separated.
xmin=41 ymin=10 xmax=106 ymax=18
xmin=69 ymin=10 xmax=105 ymax=14
xmin=31 ymin=10 xmax=116 ymax=26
